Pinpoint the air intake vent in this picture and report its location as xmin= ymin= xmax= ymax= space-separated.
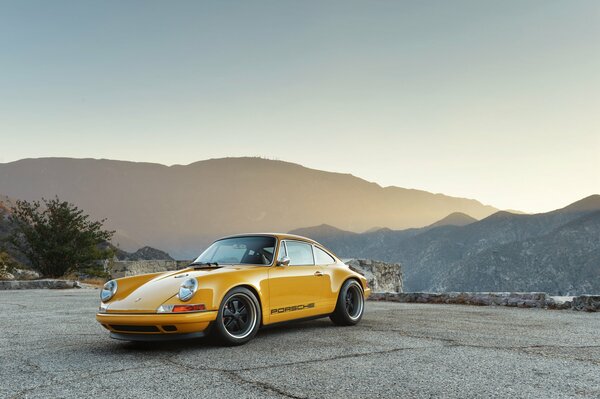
xmin=110 ymin=325 xmax=160 ymax=333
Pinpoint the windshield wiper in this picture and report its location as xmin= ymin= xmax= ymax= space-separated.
xmin=189 ymin=261 xmax=219 ymax=269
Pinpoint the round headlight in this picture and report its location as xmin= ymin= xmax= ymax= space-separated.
xmin=100 ymin=280 xmax=117 ymax=302
xmin=179 ymin=278 xmax=198 ymax=302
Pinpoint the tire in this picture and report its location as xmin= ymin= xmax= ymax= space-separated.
xmin=213 ymin=287 xmax=261 ymax=346
xmin=330 ymin=279 xmax=365 ymax=326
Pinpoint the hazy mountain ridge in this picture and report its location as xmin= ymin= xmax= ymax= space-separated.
xmin=426 ymin=212 xmax=477 ymax=228
xmin=0 ymin=157 xmax=498 ymax=258
xmin=292 ymin=195 xmax=600 ymax=294
xmin=290 ymin=210 xmax=482 ymax=260
xmin=435 ymin=211 xmax=600 ymax=294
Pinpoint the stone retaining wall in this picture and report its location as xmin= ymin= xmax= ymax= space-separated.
xmin=370 ymin=292 xmax=553 ymax=307
xmin=107 ymin=260 xmax=191 ymax=278
xmin=369 ymin=292 xmax=600 ymax=312
xmin=0 ymin=279 xmax=81 ymax=290
xmin=572 ymin=295 xmax=600 ymax=312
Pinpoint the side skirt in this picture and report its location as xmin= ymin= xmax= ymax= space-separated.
xmin=261 ymin=313 xmax=332 ymax=329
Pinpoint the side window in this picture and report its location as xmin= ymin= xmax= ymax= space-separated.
xmin=286 ymin=241 xmax=315 ymax=266
xmin=314 ymin=246 xmax=335 ymax=265
xmin=277 ymin=241 xmax=287 ymax=261
xmin=260 ymin=245 xmax=275 ymax=264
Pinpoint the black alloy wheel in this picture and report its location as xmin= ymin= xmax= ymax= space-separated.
xmin=213 ymin=287 xmax=261 ymax=345
xmin=330 ymin=279 xmax=364 ymax=326
xmin=223 ymin=296 xmax=253 ymax=337
xmin=345 ymin=286 xmax=360 ymax=318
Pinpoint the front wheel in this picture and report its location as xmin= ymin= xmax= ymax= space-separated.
xmin=330 ymin=279 xmax=365 ymax=326
xmin=213 ymin=287 xmax=261 ymax=346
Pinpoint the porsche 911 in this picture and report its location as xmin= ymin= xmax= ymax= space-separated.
xmin=96 ymin=233 xmax=370 ymax=345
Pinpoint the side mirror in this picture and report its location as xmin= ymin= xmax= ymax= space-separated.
xmin=277 ymin=256 xmax=291 ymax=266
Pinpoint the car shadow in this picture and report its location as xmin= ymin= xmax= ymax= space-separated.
xmin=256 ymin=317 xmax=335 ymax=337
xmin=113 ymin=317 xmax=337 ymax=352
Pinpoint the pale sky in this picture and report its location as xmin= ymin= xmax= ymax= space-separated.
xmin=1 ymin=0 xmax=598 ymax=213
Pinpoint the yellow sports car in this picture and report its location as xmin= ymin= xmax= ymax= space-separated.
xmin=96 ymin=233 xmax=370 ymax=345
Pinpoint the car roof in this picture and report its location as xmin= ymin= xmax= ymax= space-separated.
xmin=214 ymin=233 xmax=341 ymax=261
xmin=217 ymin=232 xmax=321 ymax=246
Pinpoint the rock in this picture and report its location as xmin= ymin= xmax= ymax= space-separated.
xmin=0 ymin=258 xmax=16 ymax=280
xmin=12 ymin=269 xmax=41 ymax=280
xmin=571 ymin=295 xmax=600 ymax=312
xmin=345 ymin=259 xmax=402 ymax=293
xmin=0 ymin=271 xmax=15 ymax=281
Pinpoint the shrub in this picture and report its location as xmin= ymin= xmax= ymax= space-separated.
xmin=8 ymin=197 xmax=114 ymax=278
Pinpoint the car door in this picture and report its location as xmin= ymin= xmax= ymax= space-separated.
xmin=312 ymin=245 xmax=338 ymax=313
xmin=267 ymin=240 xmax=328 ymax=323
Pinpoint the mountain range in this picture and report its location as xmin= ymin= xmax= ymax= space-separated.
xmin=0 ymin=157 xmax=498 ymax=258
xmin=290 ymin=195 xmax=600 ymax=294
xmin=3 ymin=157 xmax=596 ymax=294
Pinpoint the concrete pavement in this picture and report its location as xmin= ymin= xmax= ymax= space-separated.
xmin=1 ymin=289 xmax=600 ymax=398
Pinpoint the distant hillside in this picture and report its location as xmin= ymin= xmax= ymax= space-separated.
xmin=295 ymin=195 xmax=600 ymax=294
xmin=426 ymin=212 xmax=477 ymax=228
xmin=435 ymin=211 xmax=600 ymax=294
xmin=290 ymin=211 xmax=478 ymax=258
xmin=113 ymin=246 xmax=174 ymax=261
xmin=553 ymin=194 xmax=600 ymax=213
xmin=0 ymin=157 xmax=498 ymax=258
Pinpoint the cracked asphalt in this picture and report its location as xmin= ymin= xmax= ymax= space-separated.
xmin=1 ymin=289 xmax=600 ymax=398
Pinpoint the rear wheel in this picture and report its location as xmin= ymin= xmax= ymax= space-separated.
xmin=330 ymin=279 xmax=364 ymax=326
xmin=213 ymin=287 xmax=261 ymax=346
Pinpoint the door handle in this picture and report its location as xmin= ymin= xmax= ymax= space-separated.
xmin=314 ymin=271 xmax=323 ymax=277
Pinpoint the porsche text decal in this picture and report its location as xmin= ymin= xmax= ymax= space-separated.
xmin=271 ymin=303 xmax=315 ymax=314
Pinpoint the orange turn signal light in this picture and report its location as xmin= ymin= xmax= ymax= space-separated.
xmin=172 ymin=304 xmax=206 ymax=313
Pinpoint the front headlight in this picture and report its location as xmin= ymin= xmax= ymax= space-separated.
xmin=100 ymin=280 xmax=117 ymax=302
xmin=179 ymin=278 xmax=198 ymax=301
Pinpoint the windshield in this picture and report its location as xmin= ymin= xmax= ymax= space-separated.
xmin=193 ymin=236 xmax=276 ymax=265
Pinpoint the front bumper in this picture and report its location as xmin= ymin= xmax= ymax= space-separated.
xmin=110 ymin=331 xmax=208 ymax=342
xmin=96 ymin=311 xmax=218 ymax=341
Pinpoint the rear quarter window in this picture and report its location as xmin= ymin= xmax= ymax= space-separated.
xmin=314 ymin=246 xmax=336 ymax=265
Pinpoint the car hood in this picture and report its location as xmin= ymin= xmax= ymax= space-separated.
xmin=106 ymin=266 xmax=252 ymax=313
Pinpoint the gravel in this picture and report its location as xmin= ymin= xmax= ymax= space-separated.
xmin=1 ymin=289 xmax=600 ymax=398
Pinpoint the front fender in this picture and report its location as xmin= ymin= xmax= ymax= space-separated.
xmin=105 ymin=272 xmax=165 ymax=303
xmin=156 ymin=267 xmax=270 ymax=321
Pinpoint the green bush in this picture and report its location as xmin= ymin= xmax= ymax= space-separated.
xmin=8 ymin=197 xmax=114 ymax=278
